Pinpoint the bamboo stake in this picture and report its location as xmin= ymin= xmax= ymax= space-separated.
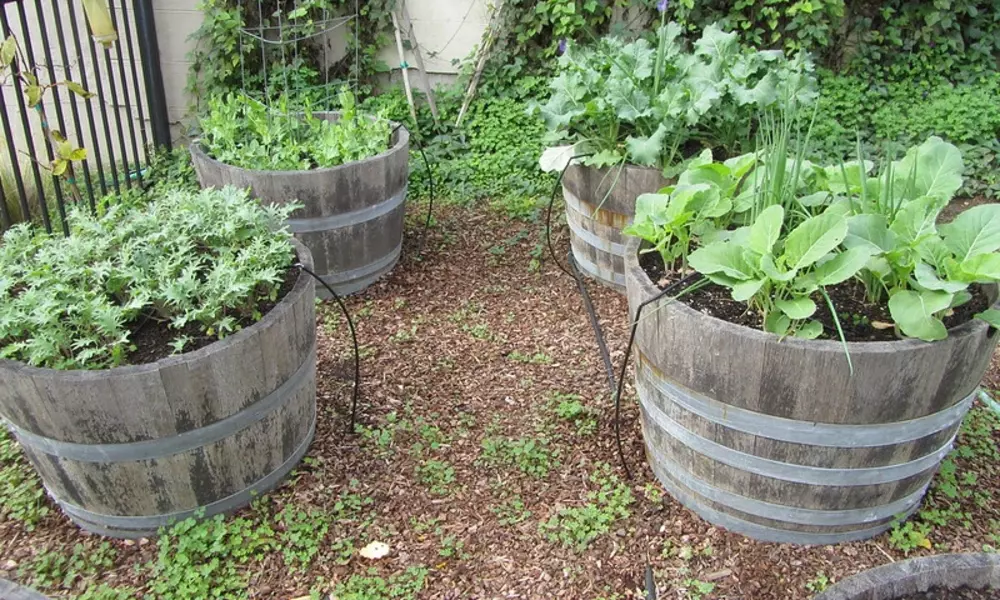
xmin=456 ymin=0 xmax=502 ymax=127
xmin=400 ymin=2 xmax=438 ymax=125
xmin=390 ymin=10 xmax=418 ymax=126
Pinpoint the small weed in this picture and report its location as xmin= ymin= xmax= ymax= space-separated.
xmin=0 ymin=428 xmax=49 ymax=528
xmin=355 ymin=301 xmax=375 ymax=318
xmin=480 ymin=435 xmax=559 ymax=478
xmin=356 ymin=412 xmax=409 ymax=459
xmin=148 ymin=511 xmax=275 ymax=599
xmin=888 ymin=519 xmax=933 ymax=554
xmin=333 ymin=566 xmax=429 ymax=600
xmin=492 ymin=496 xmax=532 ymax=526
xmin=552 ymin=394 xmax=598 ymax=435
xmin=643 ymin=483 xmax=664 ymax=504
xmin=410 ymin=514 xmax=444 ymax=535
xmin=680 ymin=579 xmax=716 ymax=600
xmin=540 ymin=463 xmax=634 ymax=551
xmin=438 ymin=535 xmax=469 ymax=559
xmin=276 ymin=504 xmax=330 ymax=572
xmin=75 ymin=584 xmax=138 ymax=600
xmin=508 ymin=350 xmax=553 ymax=364
xmin=465 ymin=323 xmax=494 ymax=341
xmin=416 ymin=459 xmax=456 ymax=496
xmin=390 ymin=324 xmax=418 ymax=344
xmin=17 ymin=542 xmax=116 ymax=591
xmin=805 ymin=572 xmax=831 ymax=593
xmin=393 ymin=298 xmax=407 ymax=309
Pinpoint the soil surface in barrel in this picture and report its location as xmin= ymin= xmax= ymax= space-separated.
xmin=127 ymin=263 xmax=299 ymax=365
xmin=3 ymin=199 xmax=1000 ymax=600
xmin=896 ymin=587 xmax=1000 ymax=599
xmin=639 ymin=251 xmax=990 ymax=342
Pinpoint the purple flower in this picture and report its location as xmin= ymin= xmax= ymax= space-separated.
xmin=657 ymin=0 xmax=669 ymax=13
xmin=557 ymin=38 xmax=567 ymax=56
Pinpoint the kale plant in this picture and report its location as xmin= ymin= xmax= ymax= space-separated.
xmin=536 ymin=22 xmax=818 ymax=172
xmin=0 ymin=187 xmax=296 ymax=369
xmin=199 ymin=88 xmax=391 ymax=171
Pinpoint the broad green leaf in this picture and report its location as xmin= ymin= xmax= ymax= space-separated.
xmin=782 ymin=212 xmax=848 ymax=271
xmin=625 ymin=123 xmax=667 ymax=167
xmin=888 ymin=290 xmax=953 ymax=341
xmin=723 ymin=152 xmax=757 ymax=180
xmin=63 ymin=81 xmax=94 ymax=99
xmin=797 ymin=191 xmax=831 ymax=207
xmin=845 ymin=214 xmax=895 ymax=253
xmin=916 ymin=236 xmax=952 ymax=269
xmin=764 ymin=311 xmax=791 ymax=336
xmin=679 ymin=162 xmax=731 ymax=189
xmin=25 ymin=84 xmax=42 ymax=107
xmin=731 ymin=279 xmax=764 ymax=302
xmin=51 ymin=158 xmax=67 ymax=176
xmin=939 ymin=204 xmax=1000 ymax=262
xmin=748 ymin=205 xmax=784 ymax=255
xmin=893 ymin=136 xmax=964 ymax=201
xmin=585 ymin=149 xmax=624 ymax=168
xmin=760 ymin=254 xmax=797 ymax=282
xmin=1 ymin=36 xmax=15 ymax=67
xmin=693 ymin=23 xmax=738 ymax=62
xmin=794 ymin=320 xmax=824 ymax=339
xmin=538 ymin=145 xmax=578 ymax=172
xmin=914 ymin=262 xmax=970 ymax=292
xmin=688 ymin=242 xmax=755 ymax=280
xmin=811 ymin=246 xmax=873 ymax=286
xmin=960 ymin=253 xmax=1000 ymax=281
xmin=633 ymin=193 xmax=671 ymax=224
xmin=890 ymin=195 xmax=945 ymax=244
xmin=776 ymin=296 xmax=817 ymax=320
xmin=975 ymin=309 xmax=1000 ymax=330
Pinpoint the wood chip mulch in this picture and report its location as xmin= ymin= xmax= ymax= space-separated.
xmin=2 ymin=201 xmax=999 ymax=600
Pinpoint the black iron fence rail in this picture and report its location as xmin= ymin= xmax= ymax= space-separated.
xmin=0 ymin=0 xmax=171 ymax=235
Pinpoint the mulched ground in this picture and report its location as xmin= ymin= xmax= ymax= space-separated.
xmin=2 ymin=200 xmax=1000 ymax=599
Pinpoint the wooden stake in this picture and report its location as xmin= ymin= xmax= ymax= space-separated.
xmin=456 ymin=0 xmax=502 ymax=127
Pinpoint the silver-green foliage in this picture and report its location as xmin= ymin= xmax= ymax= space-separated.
xmin=537 ymin=22 xmax=817 ymax=170
xmin=200 ymin=88 xmax=390 ymax=171
xmin=0 ymin=186 xmax=296 ymax=369
xmin=626 ymin=133 xmax=1000 ymax=342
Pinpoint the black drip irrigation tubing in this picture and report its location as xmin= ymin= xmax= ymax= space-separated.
xmin=293 ymin=263 xmax=362 ymax=434
xmin=543 ymin=155 xmax=699 ymax=481
xmin=391 ymin=122 xmax=436 ymax=259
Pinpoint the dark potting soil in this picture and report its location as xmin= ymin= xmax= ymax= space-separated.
xmin=895 ymin=586 xmax=1000 ymax=599
xmin=126 ymin=264 xmax=299 ymax=365
xmin=640 ymin=252 xmax=991 ymax=342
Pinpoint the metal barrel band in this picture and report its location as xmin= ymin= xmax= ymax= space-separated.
xmin=648 ymin=458 xmax=913 ymax=545
xmin=638 ymin=355 xmax=975 ymax=448
xmin=8 ymin=345 xmax=316 ymax=463
xmin=638 ymin=389 xmax=957 ymax=486
xmin=315 ymin=242 xmax=402 ymax=297
xmin=54 ymin=411 xmax=317 ymax=538
xmin=641 ymin=423 xmax=929 ymax=526
xmin=572 ymin=251 xmax=626 ymax=289
xmin=285 ymin=186 xmax=407 ymax=234
xmin=563 ymin=191 xmax=627 ymax=257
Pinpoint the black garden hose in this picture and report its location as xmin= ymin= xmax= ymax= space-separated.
xmin=292 ymin=262 xmax=361 ymax=434
xmin=391 ymin=122 xmax=436 ymax=259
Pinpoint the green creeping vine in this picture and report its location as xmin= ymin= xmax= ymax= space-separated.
xmin=200 ymin=88 xmax=390 ymax=171
xmin=0 ymin=187 xmax=296 ymax=369
xmin=626 ymin=130 xmax=1000 ymax=343
xmin=536 ymin=22 xmax=817 ymax=172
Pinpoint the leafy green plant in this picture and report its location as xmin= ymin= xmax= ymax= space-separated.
xmin=0 ymin=186 xmax=295 ymax=369
xmin=0 ymin=427 xmax=49 ymax=528
xmin=805 ymin=572 xmax=831 ymax=593
xmin=199 ymin=88 xmax=390 ymax=171
xmin=276 ymin=503 xmax=330 ymax=572
xmin=537 ymin=22 xmax=817 ymax=170
xmin=17 ymin=542 xmax=116 ymax=592
xmin=415 ymin=459 xmax=456 ymax=496
xmin=148 ymin=512 xmax=275 ymax=600
xmin=332 ymin=566 xmax=429 ymax=600
xmin=551 ymin=394 xmax=597 ymax=435
xmin=680 ymin=579 xmax=716 ymax=600
xmin=492 ymin=496 xmax=533 ymax=526
xmin=480 ymin=435 xmax=560 ymax=478
xmin=887 ymin=519 xmax=933 ymax=554
xmin=540 ymin=463 xmax=633 ymax=551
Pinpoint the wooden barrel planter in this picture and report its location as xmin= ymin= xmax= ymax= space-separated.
xmin=814 ymin=553 xmax=1000 ymax=599
xmin=562 ymin=163 xmax=669 ymax=292
xmin=0 ymin=241 xmax=317 ymax=539
xmin=0 ymin=580 xmax=48 ymax=600
xmin=625 ymin=237 xmax=1000 ymax=545
xmin=190 ymin=113 xmax=409 ymax=297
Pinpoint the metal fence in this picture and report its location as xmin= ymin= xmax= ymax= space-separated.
xmin=0 ymin=0 xmax=170 ymax=235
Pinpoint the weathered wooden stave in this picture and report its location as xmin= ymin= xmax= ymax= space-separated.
xmin=625 ymin=236 xmax=1000 ymax=544
xmin=190 ymin=114 xmax=409 ymax=297
xmin=0 ymin=241 xmax=317 ymax=538
xmin=562 ymin=163 xmax=669 ymax=292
